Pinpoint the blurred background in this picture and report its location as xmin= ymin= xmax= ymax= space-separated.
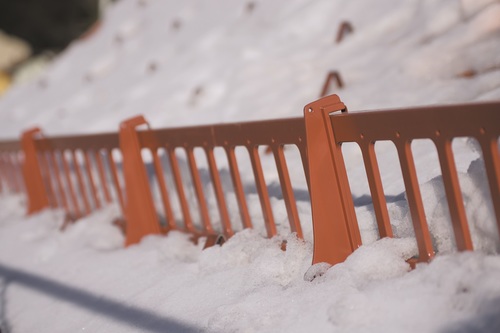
xmin=0 ymin=0 xmax=116 ymax=93
xmin=0 ymin=0 xmax=498 ymax=138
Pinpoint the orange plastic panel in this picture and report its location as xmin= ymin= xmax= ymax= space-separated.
xmin=21 ymin=128 xmax=50 ymax=214
xmin=304 ymin=95 xmax=361 ymax=266
xmin=119 ymin=116 xmax=161 ymax=246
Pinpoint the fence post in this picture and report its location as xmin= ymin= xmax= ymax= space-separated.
xmin=21 ymin=128 xmax=50 ymax=214
xmin=119 ymin=115 xmax=161 ymax=246
xmin=303 ymin=94 xmax=361 ymax=266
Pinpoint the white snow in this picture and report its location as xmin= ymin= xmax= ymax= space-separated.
xmin=0 ymin=0 xmax=499 ymax=332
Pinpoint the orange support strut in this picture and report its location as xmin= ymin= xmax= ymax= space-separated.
xmin=119 ymin=115 xmax=161 ymax=246
xmin=21 ymin=128 xmax=50 ymax=214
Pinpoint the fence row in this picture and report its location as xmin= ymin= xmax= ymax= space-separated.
xmin=0 ymin=94 xmax=499 ymax=267
xmin=2 ymin=115 xmax=311 ymax=248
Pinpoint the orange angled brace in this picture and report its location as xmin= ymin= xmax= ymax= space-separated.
xmin=304 ymin=94 xmax=361 ymax=266
xmin=120 ymin=115 xmax=161 ymax=246
xmin=21 ymin=128 xmax=50 ymax=214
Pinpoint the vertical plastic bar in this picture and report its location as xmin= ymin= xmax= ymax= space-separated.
xmin=21 ymin=128 xmax=51 ymax=213
xmin=168 ymin=148 xmax=195 ymax=232
xmin=107 ymin=150 xmax=125 ymax=212
xmin=304 ymin=94 xmax=361 ymax=266
xmin=360 ymin=143 xmax=393 ymax=238
xmin=46 ymin=152 xmax=63 ymax=207
xmin=151 ymin=149 xmax=176 ymax=230
xmin=39 ymin=152 xmax=58 ymax=208
xmin=435 ymin=139 xmax=473 ymax=251
xmin=4 ymin=154 xmax=18 ymax=192
xmin=95 ymin=150 xmax=112 ymax=204
xmin=0 ymin=155 xmax=10 ymax=192
xmin=119 ymin=116 xmax=161 ymax=246
xmin=271 ymin=145 xmax=303 ymax=238
xmin=205 ymin=147 xmax=233 ymax=237
xmin=186 ymin=148 xmax=213 ymax=233
xmin=50 ymin=151 xmax=69 ymax=211
xmin=8 ymin=154 xmax=18 ymax=192
xmin=225 ymin=147 xmax=252 ymax=229
xmin=84 ymin=151 xmax=101 ymax=209
xmin=61 ymin=150 xmax=81 ymax=217
xmin=395 ymin=140 xmax=434 ymax=262
xmin=8 ymin=153 xmax=22 ymax=193
xmin=248 ymin=145 xmax=276 ymax=238
xmin=479 ymin=135 xmax=500 ymax=234
xmin=72 ymin=150 xmax=91 ymax=214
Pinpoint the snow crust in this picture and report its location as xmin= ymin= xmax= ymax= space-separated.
xmin=0 ymin=0 xmax=499 ymax=332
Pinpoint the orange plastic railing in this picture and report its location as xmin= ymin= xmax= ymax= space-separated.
xmin=119 ymin=115 xmax=309 ymax=245
xmin=1 ymin=94 xmax=498 ymax=268
xmin=8 ymin=115 xmax=310 ymax=247
xmin=20 ymin=129 xmax=124 ymax=218
xmin=304 ymin=95 xmax=500 ymax=266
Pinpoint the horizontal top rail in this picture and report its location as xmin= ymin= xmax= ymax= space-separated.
xmin=137 ymin=117 xmax=306 ymax=150
xmin=33 ymin=132 xmax=120 ymax=151
xmin=0 ymin=140 xmax=22 ymax=152
xmin=331 ymin=102 xmax=500 ymax=143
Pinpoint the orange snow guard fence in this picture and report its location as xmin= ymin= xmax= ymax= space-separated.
xmin=7 ymin=94 xmax=500 ymax=268
xmin=304 ymin=95 xmax=500 ymax=266
xmin=118 ymin=115 xmax=309 ymax=246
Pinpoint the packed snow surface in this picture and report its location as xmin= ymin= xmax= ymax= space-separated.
xmin=0 ymin=0 xmax=500 ymax=332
